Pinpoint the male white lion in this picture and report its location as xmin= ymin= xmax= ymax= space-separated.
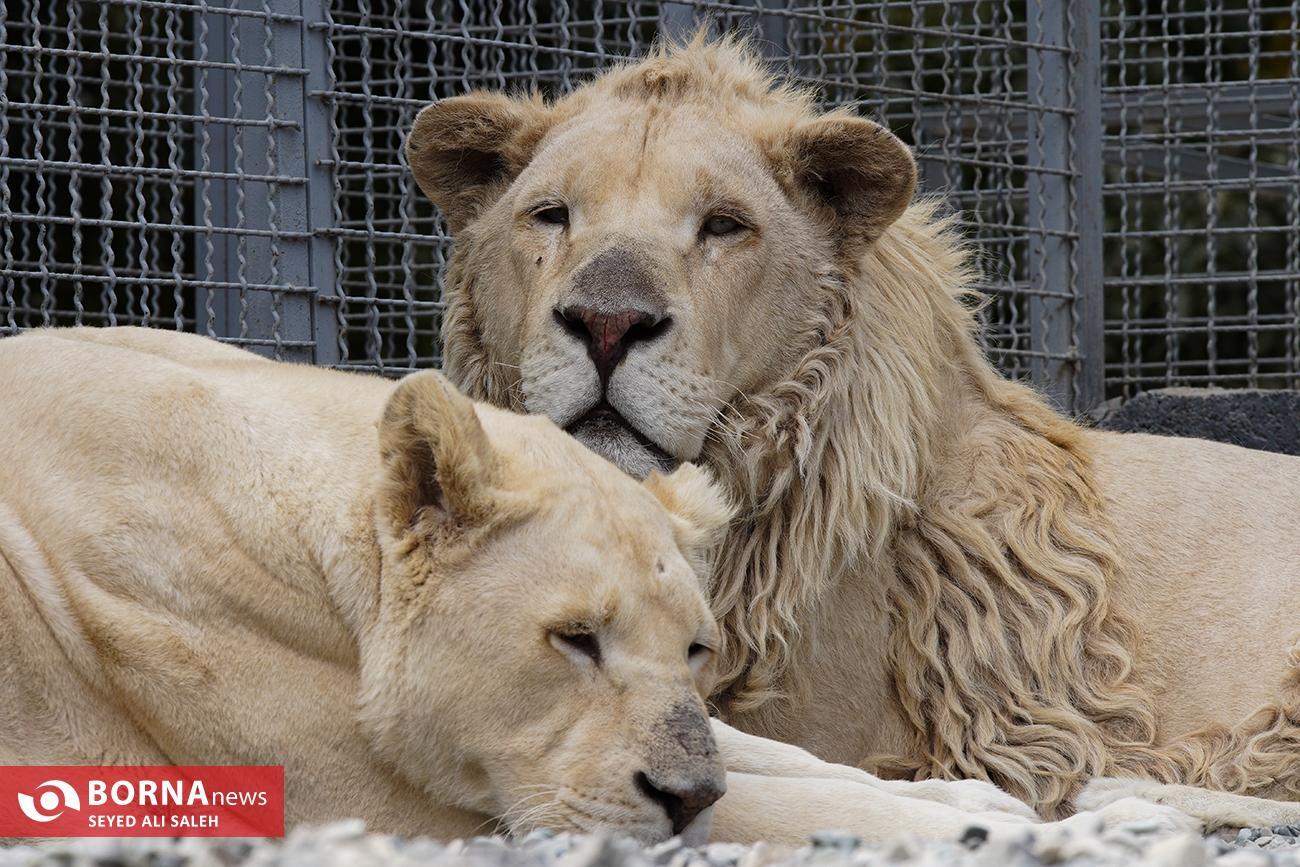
xmin=406 ymin=35 xmax=1300 ymax=818
xmin=9 ymin=327 xmax=1190 ymax=845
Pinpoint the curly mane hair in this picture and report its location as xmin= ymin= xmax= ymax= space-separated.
xmin=437 ymin=35 xmax=1300 ymax=816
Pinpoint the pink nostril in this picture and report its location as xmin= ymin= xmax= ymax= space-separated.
xmin=555 ymin=305 xmax=671 ymax=385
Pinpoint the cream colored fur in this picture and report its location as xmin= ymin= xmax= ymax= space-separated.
xmin=408 ymin=35 xmax=1300 ymax=819
xmin=0 ymin=327 xmax=741 ymax=842
xmin=0 ymin=327 xmax=1221 ymax=845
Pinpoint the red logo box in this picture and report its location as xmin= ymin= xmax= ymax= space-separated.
xmin=0 ymin=766 xmax=284 ymax=837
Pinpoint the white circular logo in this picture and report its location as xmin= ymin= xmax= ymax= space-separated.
xmin=17 ymin=780 xmax=81 ymax=823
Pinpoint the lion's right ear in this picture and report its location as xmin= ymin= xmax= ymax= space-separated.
xmin=643 ymin=463 xmax=734 ymax=580
xmin=377 ymin=370 xmax=501 ymax=533
xmin=406 ymin=92 xmax=551 ymax=232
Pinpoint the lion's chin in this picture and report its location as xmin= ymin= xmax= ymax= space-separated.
xmin=567 ymin=409 xmax=677 ymax=480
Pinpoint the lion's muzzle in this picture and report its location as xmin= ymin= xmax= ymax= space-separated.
xmin=634 ymin=701 xmax=727 ymax=838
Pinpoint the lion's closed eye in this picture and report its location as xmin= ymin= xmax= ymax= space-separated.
xmin=550 ymin=629 xmax=601 ymax=666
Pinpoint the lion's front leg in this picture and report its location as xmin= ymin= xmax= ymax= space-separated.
xmin=1079 ymin=777 xmax=1300 ymax=830
xmin=708 ymin=772 xmax=1201 ymax=847
xmin=710 ymin=720 xmax=1036 ymax=820
xmin=708 ymin=771 xmax=1038 ymax=846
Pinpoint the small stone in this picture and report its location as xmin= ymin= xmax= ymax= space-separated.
xmin=958 ymin=825 xmax=989 ymax=849
xmin=1237 ymin=828 xmax=1255 ymax=844
xmin=1116 ymin=818 xmax=1181 ymax=837
xmin=735 ymin=842 xmax=788 ymax=867
xmin=807 ymin=830 xmax=860 ymax=852
xmin=878 ymin=840 xmax=914 ymax=862
xmin=557 ymin=835 xmax=621 ymax=867
xmin=1256 ymin=835 xmax=1275 ymax=847
xmin=1145 ymin=835 xmax=1208 ymax=867
xmin=301 ymin=819 xmax=368 ymax=846
xmin=1216 ymin=849 xmax=1273 ymax=867
xmin=701 ymin=842 xmax=747 ymax=866
xmin=647 ymin=838 xmax=684 ymax=865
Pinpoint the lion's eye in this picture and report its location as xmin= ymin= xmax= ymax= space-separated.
xmin=688 ymin=642 xmax=713 ymax=662
xmin=533 ymin=205 xmax=570 ymax=226
xmin=702 ymin=215 xmax=742 ymax=236
xmin=550 ymin=630 xmax=601 ymax=665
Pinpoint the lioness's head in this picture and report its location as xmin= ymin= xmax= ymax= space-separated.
xmin=406 ymin=37 xmax=915 ymax=477
xmin=358 ymin=370 xmax=731 ymax=843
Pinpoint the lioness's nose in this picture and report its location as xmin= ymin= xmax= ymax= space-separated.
xmin=635 ymin=770 xmax=725 ymax=836
xmin=554 ymin=304 xmax=671 ymax=384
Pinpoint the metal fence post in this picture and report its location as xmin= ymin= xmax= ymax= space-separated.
xmin=1070 ymin=2 xmax=1105 ymax=413
xmin=1027 ymin=1 xmax=1102 ymax=414
xmin=301 ymin=0 xmax=341 ymax=366
xmin=194 ymin=0 xmax=315 ymax=362
xmin=194 ymin=5 xmax=234 ymax=340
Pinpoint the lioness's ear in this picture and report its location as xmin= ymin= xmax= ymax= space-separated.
xmin=776 ymin=114 xmax=916 ymax=254
xmin=377 ymin=370 xmax=500 ymax=532
xmin=643 ymin=463 xmax=734 ymax=573
xmin=406 ymin=92 xmax=550 ymax=232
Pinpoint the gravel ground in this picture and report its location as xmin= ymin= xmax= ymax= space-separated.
xmin=3 ymin=821 xmax=1300 ymax=867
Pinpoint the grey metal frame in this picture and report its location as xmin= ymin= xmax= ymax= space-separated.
xmin=1 ymin=1 xmax=1297 ymax=417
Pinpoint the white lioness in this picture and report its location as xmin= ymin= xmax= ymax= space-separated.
xmin=0 ymin=327 xmax=1216 ymax=844
xmin=407 ymin=35 xmax=1300 ymax=819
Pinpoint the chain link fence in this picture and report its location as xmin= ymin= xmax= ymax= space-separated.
xmin=1104 ymin=3 xmax=1300 ymax=397
xmin=1 ymin=1 xmax=1297 ymax=415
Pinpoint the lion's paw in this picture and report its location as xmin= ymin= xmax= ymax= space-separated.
xmin=1075 ymin=777 xmax=1165 ymax=812
xmin=894 ymin=778 xmax=1040 ymax=821
xmin=1091 ymin=796 xmax=1203 ymax=837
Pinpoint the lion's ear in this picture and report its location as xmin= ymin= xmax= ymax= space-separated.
xmin=377 ymin=370 xmax=501 ymax=532
xmin=778 ymin=114 xmax=916 ymax=254
xmin=406 ymin=92 xmax=550 ymax=232
xmin=643 ymin=463 xmax=734 ymax=574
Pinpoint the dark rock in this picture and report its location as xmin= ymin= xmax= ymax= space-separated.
xmin=1094 ymin=388 xmax=1300 ymax=457
xmin=958 ymin=825 xmax=989 ymax=849
xmin=808 ymin=830 xmax=860 ymax=852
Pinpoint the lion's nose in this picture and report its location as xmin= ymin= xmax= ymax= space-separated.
xmin=554 ymin=304 xmax=672 ymax=385
xmin=634 ymin=770 xmax=725 ymax=837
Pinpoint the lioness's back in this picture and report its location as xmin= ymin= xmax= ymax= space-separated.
xmin=0 ymin=328 xmax=396 ymax=485
xmin=0 ymin=328 xmax=392 ymax=764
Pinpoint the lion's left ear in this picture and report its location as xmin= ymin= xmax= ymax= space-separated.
xmin=775 ymin=114 xmax=916 ymax=255
xmin=377 ymin=370 xmax=501 ymax=534
xmin=643 ymin=463 xmax=733 ymax=577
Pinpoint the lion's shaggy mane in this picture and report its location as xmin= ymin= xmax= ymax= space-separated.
xmin=441 ymin=36 xmax=1300 ymax=815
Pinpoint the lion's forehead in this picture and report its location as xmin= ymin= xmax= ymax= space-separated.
xmin=526 ymin=102 xmax=775 ymax=204
xmin=505 ymin=516 xmax=706 ymax=630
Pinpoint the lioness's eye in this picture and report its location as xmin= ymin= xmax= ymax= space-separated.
xmin=702 ymin=215 xmax=741 ymax=236
xmin=550 ymin=630 xmax=601 ymax=665
xmin=533 ymin=205 xmax=570 ymax=226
